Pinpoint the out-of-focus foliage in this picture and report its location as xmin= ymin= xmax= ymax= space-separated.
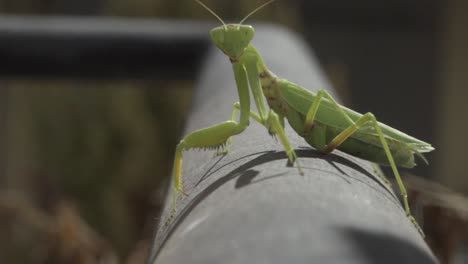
xmin=0 ymin=0 xmax=303 ymax=262
xmin=0 ymin=192 xmax=118 ymax=264
xmin=0 ymin=0 xmax=302 ymax=262
xmin=403 ymin=174 xmax=468 ymax=264
xmin=1 ymin=82 xmax=192 ymax=262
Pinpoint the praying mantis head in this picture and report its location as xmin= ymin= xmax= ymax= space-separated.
xmin=209 ymin=24 xmax=255 ymax=59
xmin=196 ymin=0 xmax=274 ymax=60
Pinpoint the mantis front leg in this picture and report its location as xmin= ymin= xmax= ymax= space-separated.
xmin=218 ymin=58 xmax=301 ymax=174
xmin=172 ymin=63 xmax=251 ymax=212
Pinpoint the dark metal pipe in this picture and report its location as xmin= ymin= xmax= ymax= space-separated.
xmin=150 ymin=24 xmax=436 ymax=264
xmin=0 ymin=16 xmax=212 ymax=79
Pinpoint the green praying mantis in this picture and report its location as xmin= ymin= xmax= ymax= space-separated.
xmin=171 ymin=0 xmax=434 ymax=236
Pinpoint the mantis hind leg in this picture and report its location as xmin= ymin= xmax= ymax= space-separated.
xmin=371 ymin=163 xmax=392 ymax=187
xmin=323 ymin=112 xmax=424 ymax=236
xmin=222 ymin=102 xmax=302 ymax=174
xmin=302 ymin=89 xmax=423 ymax=236
xmin=303 ymin=89 xmax=354 ymax=135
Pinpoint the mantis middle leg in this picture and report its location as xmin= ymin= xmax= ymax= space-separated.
xmin=220 ymin=102 xmax=290 ymax=155
xmin=243 ymin=57 xmax=301 ymax=174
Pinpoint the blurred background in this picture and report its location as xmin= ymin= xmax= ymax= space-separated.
xmin=0 ymin=0 xmax=466 ymax=263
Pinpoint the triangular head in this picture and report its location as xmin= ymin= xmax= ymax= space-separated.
xmin=210 ymin=24 xmax=255 ymax=60
xmin=196 ymin=0 xmax=274 ymax=60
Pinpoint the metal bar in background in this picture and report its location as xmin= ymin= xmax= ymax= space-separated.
xmin=149 ymin=24 xmax=436 ymax=264
xmin=0 ymin=15 xmax=212 ymax=79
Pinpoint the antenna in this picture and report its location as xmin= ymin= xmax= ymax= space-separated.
xmin=195 ymin=0 xmax=227 ymax=29
xmin=239 ymin=0 xmax=275 ymax=25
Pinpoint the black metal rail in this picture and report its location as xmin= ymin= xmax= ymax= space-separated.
xmin=0 ymin=15 xmax=212 ymax=79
